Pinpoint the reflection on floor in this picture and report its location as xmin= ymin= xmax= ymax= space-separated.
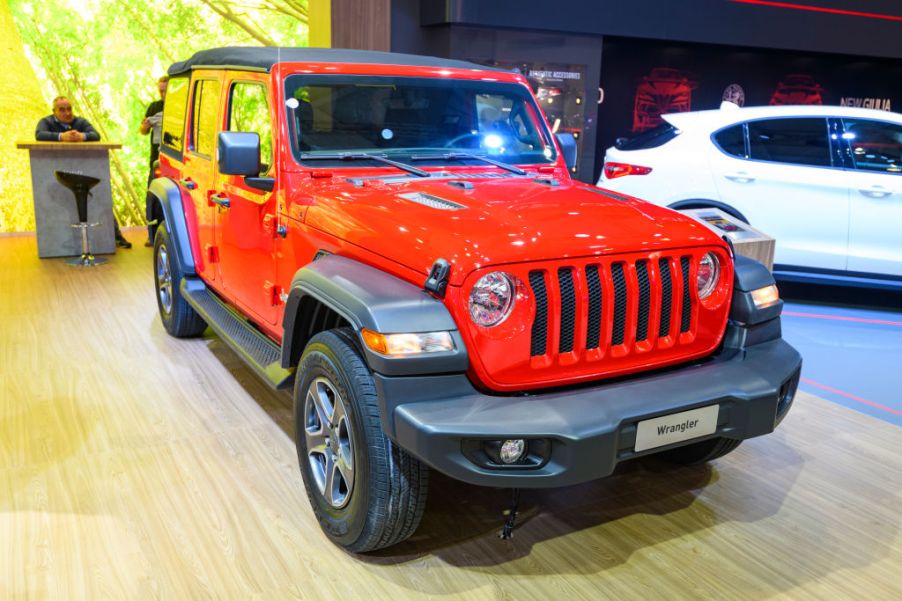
xmin=781 ymin=283 xmax=902 ymax=426
xmin=1 ymin=233 xmax=900 ymax=599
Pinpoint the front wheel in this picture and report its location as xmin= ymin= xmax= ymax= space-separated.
xmin=294 ymin=329 xmax=429 ymax=552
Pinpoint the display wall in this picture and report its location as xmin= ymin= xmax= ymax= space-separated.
xmin=1 ymin=0 xmax=309 ymax=233
xmin=594 ymin=37 xmax=902 ymax=179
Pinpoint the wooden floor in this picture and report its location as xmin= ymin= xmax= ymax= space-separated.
xmin=1 ymin=232 xmax=900 ymax=600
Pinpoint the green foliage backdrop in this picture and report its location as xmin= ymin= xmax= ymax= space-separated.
xmin=4 ymin=0 xmax=308 ymax=232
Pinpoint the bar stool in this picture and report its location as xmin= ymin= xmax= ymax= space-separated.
xmin=54 ymin=171 xmax=107 ymax=267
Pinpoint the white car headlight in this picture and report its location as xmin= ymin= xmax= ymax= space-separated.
xmin=697 ymin=252 xmax=720 ymax=299
xmin=468 ymin=272 xmax=515 ymax=327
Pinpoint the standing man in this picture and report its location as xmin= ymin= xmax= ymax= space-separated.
xmin=139 ymin=75 xmax=167 ymax=246
xmin=35 ymin=96 xmax=131 ymax=248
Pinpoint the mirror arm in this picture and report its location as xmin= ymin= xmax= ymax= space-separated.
xmin=245 ymin=176 xmax=275 ymax=192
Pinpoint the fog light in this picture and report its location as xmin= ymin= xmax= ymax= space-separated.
xmin=499 ymin=439 xmax=526 ymax=464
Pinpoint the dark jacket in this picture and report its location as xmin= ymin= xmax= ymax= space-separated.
xmin=35 ymin=115 xmax=101 ymax=142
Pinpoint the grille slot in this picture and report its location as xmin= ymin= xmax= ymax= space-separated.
xmin=529 ymin=271 xmax=548 ymax=356
xmin=611 ymin=263 xmax=627 ymax=346
xmin=585 ymin=265 xmax=602 ymax=350
xmin=636 ymin=261 xmax=651 ymax=342
xmin=659 ymin=258 xmax=673 ymax=338
xmin=558 ymin=268 xmax=576 ymax=353
xmin=680 ymin=256 xmax=692 ymax=333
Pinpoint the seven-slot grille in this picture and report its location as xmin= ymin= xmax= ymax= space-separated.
xmin=528 ymin=254 xmax=696 ymax=358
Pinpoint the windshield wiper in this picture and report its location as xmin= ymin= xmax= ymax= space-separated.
xmin=299 ymin=152 xmax=429 ymax=177
xmin=409 ymin=152 xmax=527 ymax=175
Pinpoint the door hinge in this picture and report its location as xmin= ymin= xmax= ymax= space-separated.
xmin=263 ymin=281 xmax=283 ymax=306
xmin=205 ymin=244 xmax=219 ymax=263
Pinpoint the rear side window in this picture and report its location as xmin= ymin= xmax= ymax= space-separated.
xmin=191 ymin=79 xmax=221 ymax=158
xmin=713 ymin=124 xmax=746 ymax=158
xmin=161 ymin=76 xmax=189 ymax=155
xmin=748 ymin=118 xmax=831 ymax=167
xmin=228 ymin=81 xmax=273 ymax=174
xmin=616 ymin=123 xmax=680 ymax=150
xmin=842 ymin=119 xmax=902 ymax=174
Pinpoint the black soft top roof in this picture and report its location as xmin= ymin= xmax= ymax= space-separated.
xmin=167 ymin=47 xmax=504 ymax=76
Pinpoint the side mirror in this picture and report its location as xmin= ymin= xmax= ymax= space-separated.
xmin=555 ymin=133 xmax=578 ymax=170
xmin=218 ymin=131 xmax=260 ymax=176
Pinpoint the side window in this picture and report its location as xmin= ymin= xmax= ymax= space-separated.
xmin=228 ymin=82 xmax=273 ymax=174
xmin=713 ymin=124 xmax=746 ymax=158
xmin=748 ymin=118 xmax=831 ymax=167
xmin=161 ymin=76 xmax=189 ymax=154
xmin=842 ymin=119 xmax=902 ymax=174
xmin=190 ymin=79 xmax=221 ymax=158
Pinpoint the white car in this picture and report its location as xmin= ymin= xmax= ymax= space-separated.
xmin=596 ymin=105 xmax=902 ymax=288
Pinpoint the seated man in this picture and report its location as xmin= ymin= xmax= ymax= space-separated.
xmin=36 ymin=96 xmax=100 ymax=142
xmin=35 ymin=96 xmax=131 ymax=248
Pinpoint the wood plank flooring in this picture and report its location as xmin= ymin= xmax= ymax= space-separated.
xmin=1 ymin=232 xmax=900 ymax=600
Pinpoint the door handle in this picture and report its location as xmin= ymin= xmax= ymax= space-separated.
xmin=179 ymin=178 xmax=197 ymax=190
xmin=724 ymin=172 xmax=756 ymax=183
xmin=209 ymin=193 xmax=231 ymax=209
xmin=858 ymin=186 xmax=892 ymax=198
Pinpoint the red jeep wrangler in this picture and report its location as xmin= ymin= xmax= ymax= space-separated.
xmin=149 ymin=48 xmax=801 ymax=552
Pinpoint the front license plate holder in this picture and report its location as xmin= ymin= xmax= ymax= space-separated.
xmin=634 ymin=405 xmax=719 ymax=452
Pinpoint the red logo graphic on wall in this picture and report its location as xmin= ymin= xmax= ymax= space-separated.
xmin=632 ymin=68 xmax=697 ymax=133
xmin=769 ymin=74 xmax=825 ymax=105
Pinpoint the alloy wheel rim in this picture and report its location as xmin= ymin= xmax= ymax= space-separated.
xmin=156 ymin=245 xmax=173 ymax=315
xmin=304 ymin=376 xmax=355 ymax=509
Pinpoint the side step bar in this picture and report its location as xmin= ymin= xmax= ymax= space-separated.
xmin=180 ymin=277 xmax=294 ymax=390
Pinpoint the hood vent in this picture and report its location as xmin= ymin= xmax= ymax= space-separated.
xmin=398 ymin=192 xmax=466 ymax=211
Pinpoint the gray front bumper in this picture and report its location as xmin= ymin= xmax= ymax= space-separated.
xmin=373 ymin=339 xmax=802 ymax=488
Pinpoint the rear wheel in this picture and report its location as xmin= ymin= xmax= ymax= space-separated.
xmin=658 ymin=437 xmax=742 ymax=465
xmin=153 ymin=222 xmax=206 ymax=338
xmin=294 ymin=329 xmax=429 ymax=552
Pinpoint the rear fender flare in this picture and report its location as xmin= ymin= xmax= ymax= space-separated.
xmin=668 ymin=199 xmax=749 ymax=224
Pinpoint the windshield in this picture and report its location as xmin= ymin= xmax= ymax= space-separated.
xmin=284 ymin=75 xmax=557 ymax=167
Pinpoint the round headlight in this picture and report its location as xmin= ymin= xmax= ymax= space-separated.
xmin=697 ymin=252 xmax=720 ymax=299
xmin=469 ymin=272 xmax=514 ymax=327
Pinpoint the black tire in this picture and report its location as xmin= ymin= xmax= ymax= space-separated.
xmin=294 ymin=329 xmax=429 ymax=552
xmin=153 ymin=222 xmax=206 ymax=338
xmin=657 ymin=437 xmax=742 ymax=465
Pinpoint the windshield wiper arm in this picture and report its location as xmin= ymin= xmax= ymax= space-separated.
xmin=299 ymin=152 xmax=429 ymax=177
xmin=409 ymin=152 xmax=527 ymax=175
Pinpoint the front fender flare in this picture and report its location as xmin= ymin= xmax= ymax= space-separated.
xmin=281 ymin=255 xmax=468 ymax=376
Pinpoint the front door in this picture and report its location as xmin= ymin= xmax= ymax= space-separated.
xmin=842 ymin=117 xmax=902 ymax=277
xmin=710 ymin=117 xmax=849 ymax=271
xmin=214 ymin=76 xmax=280 ymax=325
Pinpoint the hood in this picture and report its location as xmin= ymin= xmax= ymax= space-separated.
xmin=301 ymin=173 xmax=726 ymax=286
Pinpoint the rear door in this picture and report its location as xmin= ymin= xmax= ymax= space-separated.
xmin=183 ymin=73 xmax=223 ymax=284
xmin=842 ymin=117 xmax=902 ymax=276
xmin=709 ymin=117 xmax=849 ymax=271
xmin=214 ymin=74 xmax=280 ymax=325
